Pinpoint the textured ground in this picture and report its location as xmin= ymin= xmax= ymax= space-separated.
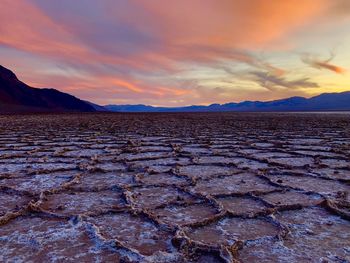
xmin=0 ymin=112 xmax=349 ymax=263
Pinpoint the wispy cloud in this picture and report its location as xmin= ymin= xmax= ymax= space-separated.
xmin=301 ymin=52 xmax=346 ymax=74
xmin=249 ymin=71 xmax=319 ymax=91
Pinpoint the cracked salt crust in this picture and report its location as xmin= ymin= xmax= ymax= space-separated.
xmin=0 ymin=113 xmax=349 ymax=262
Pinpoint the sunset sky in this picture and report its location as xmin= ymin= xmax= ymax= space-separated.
xmin=0 ymin=0 xmax=349 ymax=106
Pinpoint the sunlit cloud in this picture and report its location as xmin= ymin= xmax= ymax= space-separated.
xmin=301 ymin=52 xmax=346 ymax=74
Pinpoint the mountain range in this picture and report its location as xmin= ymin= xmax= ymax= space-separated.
xmin=105 ymin=92 xmax=350 ymax=112
xmin=1 ymin=65 xmax=349 ymax=113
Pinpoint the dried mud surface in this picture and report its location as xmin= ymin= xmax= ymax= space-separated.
xmin=0 ymin=112 xmax=349 ymax=263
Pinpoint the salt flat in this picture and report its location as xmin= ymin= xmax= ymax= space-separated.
xmin=0 ymin=113 xmax=349 ymax=262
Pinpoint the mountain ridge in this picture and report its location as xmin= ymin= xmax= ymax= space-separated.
xmin=105 ymin=91 xmax=350 ymax=112
xmin=0 ymin=65 xmax=95 ymax=113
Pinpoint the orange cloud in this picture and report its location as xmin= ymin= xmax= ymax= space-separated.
xmin=135 ymin=0 xmax=330 ymax=49
xmin=302 ymin=54 xmax=346 ymax=74
xmin=311 ymin=61 xmax=346 ymax=74
xmin=316 ymin=61 xmax=346 ymax=73
xmin=108 ymin=78 xmax=143 ymax=93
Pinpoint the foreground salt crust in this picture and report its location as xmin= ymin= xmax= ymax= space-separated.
xmin=0 ymin=113 xmax=349 ymax=262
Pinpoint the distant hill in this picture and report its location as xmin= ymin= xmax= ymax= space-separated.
xmin=105 ymin=104 xmax=165 ymax=112
xmin=0 ymin=65 xmax=95 ymax=113
xmin=84 ymin=101 xmax=109 ymax=111
xmin=105 ymin=91 xmax=350 ymax=112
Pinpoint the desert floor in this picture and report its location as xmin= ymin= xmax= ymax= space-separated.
xmin=0 ymin=112 xmax=349 ymax=262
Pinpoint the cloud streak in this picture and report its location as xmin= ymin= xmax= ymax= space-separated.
xmin=249 ymin=71 xmax=319 ymax=91
xmin=301 ymin=53 xmax=346 ymax=74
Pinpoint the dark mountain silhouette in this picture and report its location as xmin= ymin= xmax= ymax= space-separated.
xmin=105 ymin=91 xmax=350 ymax=112
xmin=0 ymin=65 xmax=95 ymax=113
